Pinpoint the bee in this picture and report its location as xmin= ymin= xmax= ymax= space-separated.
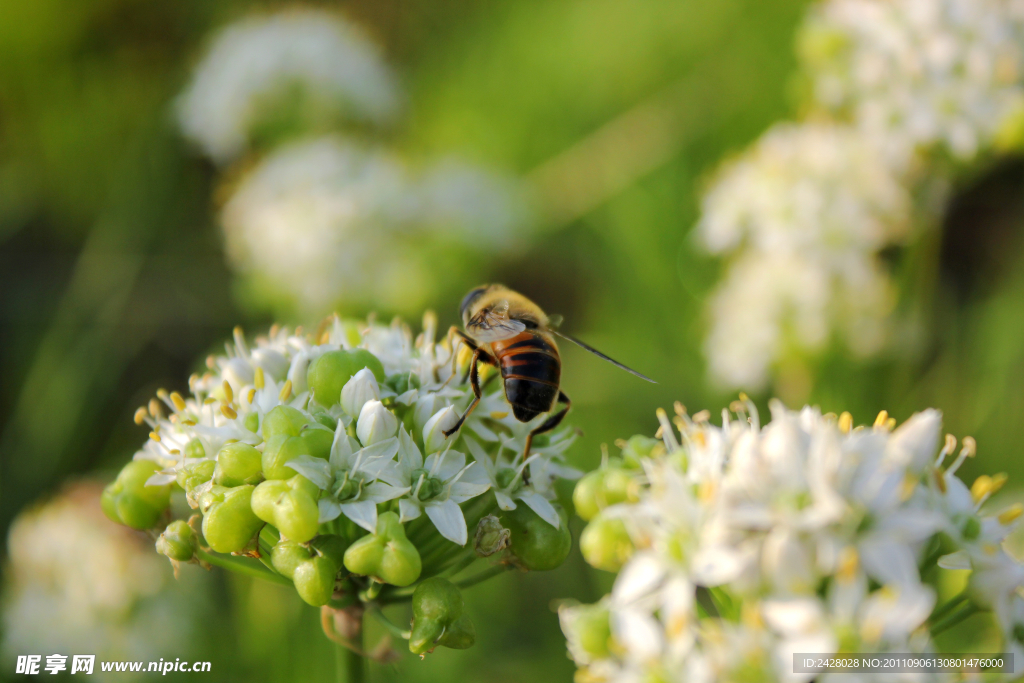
xmin=444 ymin=284 xmax=655 ymax=457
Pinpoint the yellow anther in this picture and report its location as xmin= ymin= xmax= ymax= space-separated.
xmin=933 ymin=468 xmax=947 ymax=493
xmin=692 ymin=431 xmax=706 ymax=447
xmin=169 ymin=414 xmax=179 ymax=424
xmin=698 ymin=480 xmax=717 ymax=503
xmin=674 ymin=401 xmax=687 ymax=418
xmin=991 ymin=472 xmax=1009 ymax=495
xmin=170 ymin=392 xmax=186 ymax=412
xmin=838 ymin=412 xmax=853 ymax=434
xmin=222 ymin=380 xmax=233 ymax=403
xmin=490 ymin=411 xmax=508 ymax=419
xmin=962 ymin=436 xmax=977 ymax=458
xmin=971 ymin=475 xmax=993 ymax=503
xmin=738 ymin=392 xmax=749 ymax=402
xmin=655 ymin=425 xmax=664 ymax=439
xmin=692 ymin=410 xmax=710 ymax=423
xmin=874 ymin=410 xmax=889 ymax=428
xmin=183 ymin=419 xmax=197 ymax=426
xmin=729 ymin=400 xmax=745 ymax=414
xmin=169 ymin=449 xmax=180 ymax=455
xmin=741 ymin=602 xmax=763 ymax=629
xmin=837 ymin=546 xmax=859 ymax=584
xmin=999 ymin=503 xmax=1024 ymax=525
xmin=254 ymin=366 xmax=265 ymax=390
xmin=269 ymin=323 xmax=280 ymax=338
xmin=204 ymin=397 xmax=216 ymax=405
xmin=320 ymin=331 xmax=330 ymax=345
xmin=614 ymin=438 xmax=627 ymax=449
xmin=148 ymin=399 xmax=163 ymax=418
xmin=983 ymin=543 xmax=999 ymax=556
xmin=188 ymin=373 xmax=199 ymax=390
xmin=206 ymin=355 xmax=216 ymax=370
xmin=900 ymin=472 xmax=918 ymax=501
xmin=221 ymin=404 xmax=238 ymax=420
xmin=944 ymin=434 xmax=957 ymax=453
xmin=279 ymin=380 xmax=293 ymax=402
xmin=149 ymin=431 xmax=161 ymax=442
xmin=156 ymin=388 xmax=169 ymax=401
xmin=247 ymin=388 xmax=256 ymax=404
xmin=133 ymin=407 xmax=148 ymax=425
xmin=886 ymin=417 xmax=896 ymax=431
xmin=233 ymin=325 xmax=244 ymax=340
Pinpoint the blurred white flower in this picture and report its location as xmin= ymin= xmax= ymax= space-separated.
xmin=220 ymin=136 xmax=527 ymax=315
xmin=563 ymin=400 xmax=1024 ymax=682
xmin=801 ymin=0 xmax=1024 ymax=160
xmin=697 ymin=123 xmax=909 ymax=390
xmin=1 ymin=483 xmax=198 ymax=667
xmin=177 ymin=9 xmax=400 ymax=163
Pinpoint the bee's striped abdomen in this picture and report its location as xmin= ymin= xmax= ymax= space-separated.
xmin=491 ymin=332 xmax=561 ymax=422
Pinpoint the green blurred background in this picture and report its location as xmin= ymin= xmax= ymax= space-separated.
xmin=3 ymin=0 xmax=1024 ymax=680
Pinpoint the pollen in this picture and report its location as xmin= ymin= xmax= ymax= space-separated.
xmin=222 ymin=380 xmax=234 ymax=403
xmin=838 ymin=411 xmax=853 ymax=434
xmin=692 ymin=410 xmax=710 ymax=423
xmin=133 ymin=407 xmax=148 ymax=425
xmin=170 ymin=392 xmax=187 ymax=412
xmin=148 ymin=399 xmax=164 ymax=418
xmin=254 ymin=366 xmax=265 ymax=390
xmin=873 ymin=409 xmax=889 ymax=429
xmin=999 ymin=503 xmax=1024 ymax=525
xmin=279 ymin=379 xmax=293 ymax=401
xmin=490 ymin=411 xmax=508 ymax=419
xmin=149 ymin=431 xmax=161 ymax=442
xmin=971 ymin=475 xmax=993 ymax=503
xmin=156 ymin=388 xmax=170 ymax=401
xmin=221 ymin=404 xmax=238 ymax=420
xmin=183 ymin=418 xmax=197 ymax=426
xmin=837 ymin=546 xmax=859 ymax=584
xmin=247 ymin=388 xmax=256 ymax=404
xmin=673 ymin=401 xmax=687 ymax=418
xmin=204 ymin=397 xmax=217 ymax=405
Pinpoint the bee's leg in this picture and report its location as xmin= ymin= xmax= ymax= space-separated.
xmin=522 ymin=392 xmax=572 ymax=459
xmin=442 ymin=327 xmax=480 ymax=387
xmin=443 ymin=348 xmax=496 ymax=437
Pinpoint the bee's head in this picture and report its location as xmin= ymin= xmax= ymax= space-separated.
xmin=459 ymin=284 xmax=506 ymax=324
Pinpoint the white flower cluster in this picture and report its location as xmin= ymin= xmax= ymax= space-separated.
xmin=698 ymin=0 xmax=1024 ymax=390
xmin=562 ymin=400 xmax=1024 ymax=683
xmin=801 ymin=0 xmax=1024 ymax=160
xmin=135 ymin=315 xmax=577 ymax=546
xmin=1 ymin=483 xmax=194 ymax=661
xmin=176 ymin=9 xmax=529 ymax=315
xmin=221 ymin=137 xmax=526 ymax=314
xmin=176 ymin=9 xmax=400 ymax=164
xmin=697 ymin=123 xmax=910 ymax=390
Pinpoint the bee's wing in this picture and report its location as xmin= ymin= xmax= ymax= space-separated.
xmin=466 ymin=301 xmax=527 ymax=342
xmin=550 ymin=329 xmax=657 ymax=383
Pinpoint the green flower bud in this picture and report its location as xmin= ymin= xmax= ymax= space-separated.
xmin=580 ymin=514 xmax=634 ymax=572
xmin=409 ymin=577 xmax=476 ymax=655
xmin=156 ymin=520 xmax=196 ymax=561
xmin=294 ymin=556 xmax=338 ymax=606
xmin=213 ymin=442 xmax=263 ymax=487
xmin=176 ymin=459 xmax=215 ymax=495
xmin=308 ymin=350 xmax=386 ymax=407
xmin=101 ymin=460 xmax=172 ymax=530
xmin=262 ymin=405 xmax=311 ymax=439
xmin=561 ymin=603 xmax=612 ymax=660
xmin=271 ymin=539 xmax=309 ymax=579
xmin=384 ymin=372 xmax=420 ymax=396
xmin=572 ymin=466 xmax=636 ymax=522
xmin=200 ymin=485 xmax=263 ymax=553
xmin=311 ymin=410 xmax=338 ymax=431
xmin=963 ymin=516 xmax=981 ymax=540
xmin=620 ymin=435 xmax=662 ymax=466
xmin=271 ymin=537 xmax=347 ymax=606
xmin=343 ymin=511 xmax=421 ymax=586
xmin=184 ymin=437 xmax=206 ymax=460
xmin=474 ymin=515 xmax=510 ymax=557
xmin=243 ymin=411 xmax=260 ymax=433
xmin=251 ymin=475 xmax=321 ymax=543
xmin=501 ymin=504 xmax=572 ymax=571
xmin=261 ymin=428 xmax=332 ymax=480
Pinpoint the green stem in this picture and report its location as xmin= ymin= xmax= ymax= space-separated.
xmin=696 ymin=586 xmax=719 ymax=618
xmin=195 ymin=547 xmax=292 ymax=587
xmin=336 ymin=640 xmax=364 ymax=683
xmin=929 ymin=591 xmax=969 ymax=624
xmin=440 ymin=550 xmax=479 ymax=578
xmin=369 ymin=606 xmax=411 ymax=640
xmin=454 ymin=564 xmax=511 ymax=589
xmin=931 ymin=602 xmax=983 ymax=636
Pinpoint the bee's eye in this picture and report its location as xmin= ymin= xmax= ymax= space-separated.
xmin=460 ymin=287 xmax=487 ymax=319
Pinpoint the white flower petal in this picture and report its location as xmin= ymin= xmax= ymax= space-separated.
xmin=517 ymin=490 xmax=560 ymax=528
xmin=399 ymin=498 xmax=422 ymax=523
xmin=340 ymin=499 xmax=378 ymax=533
xmin=319 ymin=498 xmax=343 ymax=523
xmin=363 ymin=481 xmax=409 ymax=504
xmin=425 ymin=498 xmax=468 ymax=545
xmin=938 ymin=549 xmax=972 ymax=571
xmin=285 ymin=454 xmax=333 ymax=489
